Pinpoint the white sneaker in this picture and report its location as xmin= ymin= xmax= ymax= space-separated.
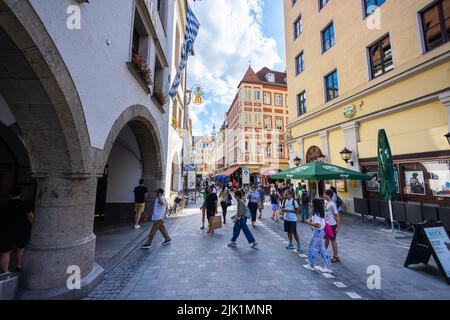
xmin=303 ymin=264 xmax=316 ymax=271
xmin=133 ymin=225 xmax=141 ymax=229
xmin=321 ymin=267 xmax=334 ymax=274
xmin=314 ymin=265 xmax=324 ymax=272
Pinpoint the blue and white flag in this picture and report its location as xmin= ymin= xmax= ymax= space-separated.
xmin=168 ymin=6 xmax=200 ymax=100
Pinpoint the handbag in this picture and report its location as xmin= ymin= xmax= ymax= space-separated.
xmin=324 ymin=223 xmax=334 ymax=239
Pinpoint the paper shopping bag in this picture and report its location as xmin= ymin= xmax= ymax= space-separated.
xmin=211 ymin=215 xmax=222 ymax=230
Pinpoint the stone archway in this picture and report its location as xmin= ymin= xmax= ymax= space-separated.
xmin=99 ymin=105 xmax=165 ymax=221
xmin=0 ymin=1 xmax=97 ymax=296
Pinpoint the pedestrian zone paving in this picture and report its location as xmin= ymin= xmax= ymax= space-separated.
xmin=87 ymin=202 xmax=450 ymax=300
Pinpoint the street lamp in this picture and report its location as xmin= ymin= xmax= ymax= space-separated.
xmin=340 ymin=147 xmax=354 ymax=166
xmin=293 ymin=156 xmax=301 ymax=167
xmin=445 ymin=132 xmax=450 ymax=146
xmin=316 ymin=154 xmax=326 ymax=163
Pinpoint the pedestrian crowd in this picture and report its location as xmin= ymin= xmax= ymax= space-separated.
xmin=193 ymin=178 xmax=343 ymax=274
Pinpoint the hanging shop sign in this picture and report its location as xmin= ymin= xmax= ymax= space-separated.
xmin=192 ymin=84 xmax=204 ymax=105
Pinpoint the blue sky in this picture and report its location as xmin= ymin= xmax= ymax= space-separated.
xmin=187 ymin=0 xmax=286 ymax=136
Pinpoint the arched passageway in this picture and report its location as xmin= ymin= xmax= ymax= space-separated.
xmin=0 ymin=1 xmax=96 ymax=295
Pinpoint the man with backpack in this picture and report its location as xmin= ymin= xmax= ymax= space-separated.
xmin=281 ymin=191 xmax=301 ymax=251
xmin=299 ymin=185 xmax=311 ymax=223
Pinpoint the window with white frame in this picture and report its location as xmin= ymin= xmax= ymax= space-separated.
xmin=263 ymin=92 xmax=271 ymax=104
xmin=254 ymin=90 xmax=261 ymax=101
xmin=278 ymin=144 xmax=284 ymax=157
xmin=275 ymin=94 xmax=283 ymax=106
xmin=275 ymin=117 xmax=283 ymax=130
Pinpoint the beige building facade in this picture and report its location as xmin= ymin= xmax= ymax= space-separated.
xmin=284 ymin=0 xmax=450 ymax=211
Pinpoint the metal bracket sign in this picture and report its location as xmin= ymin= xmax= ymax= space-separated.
xmin=242 ymin=168 xmax=250 ymax=185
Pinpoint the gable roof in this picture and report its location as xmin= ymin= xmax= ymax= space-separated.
xmin=238 ymin=66 xmax=287 ymax=88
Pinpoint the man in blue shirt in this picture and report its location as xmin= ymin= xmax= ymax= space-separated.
xmin=257 ymin=185 xmax=266 ymax=219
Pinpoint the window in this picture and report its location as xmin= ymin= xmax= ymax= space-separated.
xmin=244 ymin=89 xmax=252 ymax=100
xmin=293 ymin=16 xmax=302 ymax=39
xmin=131 ymin=9 xmax=149 ymax=60
xmin=275 ymin=117 xmax=283 ymax=130
xmin=421 ymin=0 xmax=450 ymax=52
xmin=157 ymin=0 xmax=168 ymax=31
xmin=368 ymin=35 xmax=393 ymax=79
xmin=265 ymin=145 xmax=272 ymax=158
xmin=278 ymin=144 xmax=284 ymax=157
xmin=321 ymin=22 xmax=335 ymax=53
xmin=264 ymin=116 xmax=272 ymax=130
xmin=325 ymin=70 xmax=339 ymax=102
xmin=297 ymin=91 xmax=307 ymax=116
xmin=254 ymin=90 xmax=261 ymax=101
xmin=254 ymin=113 xmax=262 ymax=125
xmin=295 ymin=51 xmax=305 ymax=75
xmin=265 ymin=73 xmax=275 ymax=82
xmin=244 ymin=113 xmax=252 ymax=125
xmin=275 ymin=94 xmax=283 ymax=106
xmin=364 ymin=0 xmax=386 ymax=17
xmin=153 ymin=55 xmax=164 ymax=98
xmin=319 ymin=0 xmax=330 ymax=10
xmin=263 ymin=92 xmax=271 ymax=105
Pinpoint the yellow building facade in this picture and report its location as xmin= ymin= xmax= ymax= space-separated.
xmin=284 ymin=0 xmax=450 ymax=212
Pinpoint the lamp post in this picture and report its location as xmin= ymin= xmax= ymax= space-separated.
xmin=340 ymin=147 xmax=354 ymax=166
xmin=316 ymin=154 xmax=326 ymax=163
xmin=293 ymin=156 xmax=301 ymax=167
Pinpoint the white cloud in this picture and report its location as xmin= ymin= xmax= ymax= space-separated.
xmin=187 ymin=0 xmax=282 ymax=131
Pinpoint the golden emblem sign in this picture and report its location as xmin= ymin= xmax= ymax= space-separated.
xmin=192 ymin=84 xmax=204 ymax=105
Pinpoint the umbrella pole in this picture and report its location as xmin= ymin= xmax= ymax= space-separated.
xmin=388 ymin=199 xmax=395 ymax=231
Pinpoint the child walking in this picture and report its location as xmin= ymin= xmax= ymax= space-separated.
xmin=270 ymin=190 xmax=280 ymax=222
xmin=303 ymin=199 xmax=332 ymax=274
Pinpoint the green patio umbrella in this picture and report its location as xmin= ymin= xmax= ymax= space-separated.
xmin=377 ymin=129 xmax=397 ymax=231
xmin=271 ymin=161 xmax=371 ymax=181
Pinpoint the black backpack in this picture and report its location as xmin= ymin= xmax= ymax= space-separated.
xmin=301 ymin=190 xmax=310 ymax=204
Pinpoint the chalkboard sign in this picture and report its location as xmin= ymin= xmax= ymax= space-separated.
xmin=404 ymin=221 xmax=450 ymax=285
xmin=423 ymin=227 xmax=450 ymax=279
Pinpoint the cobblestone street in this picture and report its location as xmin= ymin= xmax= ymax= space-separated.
xmin=87 ymin=203 xmax=450 ymax=300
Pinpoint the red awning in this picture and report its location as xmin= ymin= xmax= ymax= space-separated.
xmin=260 ymin=169 xmax=280 ymax=177
xmin=223 ymin=166 xmax=240 ymax=176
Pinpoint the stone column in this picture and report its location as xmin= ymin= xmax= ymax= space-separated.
xmin=21 ymin=174 xmax=100 ymax=293
xmin=297 ymin=137 xmax=304 ymax=163
xmin=319 ymin=130 xmax=330 ymax=162
xmin=439 ymin=90 xmax=450 ymax=131
xmin=342 ymin=122 xmax=363 ymax=211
